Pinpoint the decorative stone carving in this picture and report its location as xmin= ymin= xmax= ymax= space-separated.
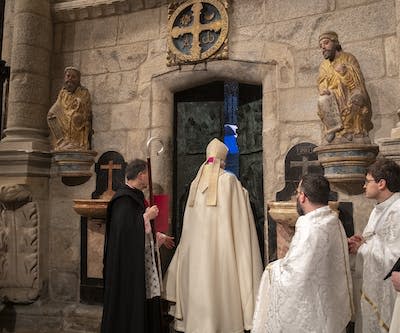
xmin=167 ymin=0 xmax=229 ymax=66
xmin=317 ymin=31 xmax=373 ymax=144
xmin=314 ymin=143 xmax=379 ymax=194
xmin=315 ymin=32 xmax=378 ymax=192
xmin=0 ymin=185 xmax=40 ymax=303
xmin=48 ymin=67 xmax=97 ymax=185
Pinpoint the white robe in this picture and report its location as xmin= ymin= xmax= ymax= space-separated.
xmin=163 ymin=170 xmax=263 ymax=333
xmin=252 ymin=206 xmax=353 ymax=333
xmin=389 ymin=293 xmax=400 ymax=333
xmin=356 ymin=192 xmax=400 ymax=333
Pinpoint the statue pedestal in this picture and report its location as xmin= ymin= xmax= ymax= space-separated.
xmin=314 ymin=143 xmax=379 ymax=194
xmin=52 ymin=150 xmax=97 ymax=185
xmin=73 ymin=199 xmax=108 ymax=220
xmin=377 ymin=137 xmax=400 ymax=165
xmin=268 ymin=201 xmax=297 ymax=259
xmin=268 ymin=200 xmax=339 ymax=258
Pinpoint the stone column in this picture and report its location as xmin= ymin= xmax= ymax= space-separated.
xmin=0 ymin=0 xmax=52 ymax=178
xmin=378 ymin=1 xmax=400 ymax=164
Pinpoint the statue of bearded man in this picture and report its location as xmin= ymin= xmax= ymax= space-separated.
xmin=317 ymin=31 xmax=373 ymax=144
xmin=47 ymin=67 xmax=92 ymax=151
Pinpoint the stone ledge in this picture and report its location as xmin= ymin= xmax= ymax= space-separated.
xmin=52 ymin=0 xmax=130 ymax=22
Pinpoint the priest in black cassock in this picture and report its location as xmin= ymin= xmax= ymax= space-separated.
xmin=101 ymin=159 xmax=161 ymax=333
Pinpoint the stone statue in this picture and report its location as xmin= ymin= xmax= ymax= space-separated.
xmin=317 ymin=31 xmax=373 ymax=144
xmin=47 ymin=67 xmax=92 ymax=151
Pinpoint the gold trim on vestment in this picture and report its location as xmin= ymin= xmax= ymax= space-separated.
xmin=337 ymin=219 xmax=355 ymax=316
xmin=361 ymin=291 xmax=390 ymax=332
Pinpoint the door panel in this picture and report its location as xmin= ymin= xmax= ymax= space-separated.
xmin=174 ymin=81 xmax=264 ymax=258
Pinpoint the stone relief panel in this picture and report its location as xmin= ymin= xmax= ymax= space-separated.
xmin=0 ymin=185 xmax=40 ymax=303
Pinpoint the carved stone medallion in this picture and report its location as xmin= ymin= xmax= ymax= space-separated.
xmin=167 ymin=0 xmax=229 ymax=66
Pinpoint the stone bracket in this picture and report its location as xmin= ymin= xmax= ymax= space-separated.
xmin=314 ymin=143 xmax=379 ymax=194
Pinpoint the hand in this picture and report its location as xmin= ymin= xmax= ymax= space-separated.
xmin=145 ymin=205 xmax=159 ymax=221
xmin=335 ymin=64 xmax=347 ymax=75
xmin=157 ymin=232 xmax=175 ymax=249
xmin=348 ymin=234 xmax=364 ymax=254
xmin=392 ymin=272 xmax=400 ymax=292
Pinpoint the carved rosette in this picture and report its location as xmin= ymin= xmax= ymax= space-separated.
xmin=0 ymin=185 xmax=40 ymax=303
xmin=167 ymin=0 xmax=229 ymax=66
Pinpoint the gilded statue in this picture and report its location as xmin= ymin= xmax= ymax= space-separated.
xmin=47 ymin=67 xmax=92 ymax=151
xmin=317 ymin=31 xmax=373 ymax=144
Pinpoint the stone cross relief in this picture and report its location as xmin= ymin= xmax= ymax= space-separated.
xmin=171 ymin=2 xmax=222 ymax=58
xmin=290 ymin=156 xmax=321 ymax=176
xmin=0 ymin=185 xmax=39 ymax=303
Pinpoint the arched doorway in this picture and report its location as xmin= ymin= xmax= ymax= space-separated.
xmin=173 ymin=80 xmax=264 ymax=258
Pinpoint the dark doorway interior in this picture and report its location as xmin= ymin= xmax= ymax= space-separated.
xmin=173 ymin=81 xmax=265 ymax=259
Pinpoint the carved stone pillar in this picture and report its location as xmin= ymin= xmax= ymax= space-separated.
xmin=0 ymin=185 xmax=40 ymax=303
xmin=0 ymin=0 xmax=52 ymax=178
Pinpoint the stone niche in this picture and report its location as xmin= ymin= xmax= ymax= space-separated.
xmin=74 ymin=151 xmax=126 ymax=304
xmin=270 ymin=142 xmax=323 ymax=259
xmin=0 ymin=185 xmax=40 ymax=303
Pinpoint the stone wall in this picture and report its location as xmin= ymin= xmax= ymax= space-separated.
xmin=1 ymin=0 xmax=399 ymax=332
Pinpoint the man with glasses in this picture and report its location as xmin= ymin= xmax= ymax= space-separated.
xmin=348 ymin=158 xmax=400 ymax=332
xmin=253 ymin=174 xmax=353 ymax=333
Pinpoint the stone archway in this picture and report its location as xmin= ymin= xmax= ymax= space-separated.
xmin=149 ymin=59 xmax=278 ymax=262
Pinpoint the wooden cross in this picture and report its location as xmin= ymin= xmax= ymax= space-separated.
xmin=100 ymin=160 xmax=122 ymax=199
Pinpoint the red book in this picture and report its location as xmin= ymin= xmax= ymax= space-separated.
xmin=154 ymin=194 xmax=169 ymax=233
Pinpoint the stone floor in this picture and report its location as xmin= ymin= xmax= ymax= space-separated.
xmin=0 ymin=301 xmax=101 ymax=333
xmin=0 ymin=301 xmax=355 ymax=333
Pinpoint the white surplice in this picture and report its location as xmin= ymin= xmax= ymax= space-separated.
xmin=163 ymin=170 xmax=263 ymax=333
xmin=389 ymin=293 xmax=400 ymax=333
xmin=356 ymin=192 xmax=400 ymax=333
xmin=252 ymin=206 xmax=353 ymax=333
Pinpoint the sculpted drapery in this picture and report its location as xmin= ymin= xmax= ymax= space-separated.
xmin=318 ymin=31 xmax=373 ymax=143
xmin=47 ymin=67 xmax=92 ymax=151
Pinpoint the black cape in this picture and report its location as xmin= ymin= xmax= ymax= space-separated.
xmin=100 ymin=185 xmax=148 ymax=333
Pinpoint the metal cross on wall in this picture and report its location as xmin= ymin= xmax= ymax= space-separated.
xmin=100 ymin=160 xmax=121 ymax=199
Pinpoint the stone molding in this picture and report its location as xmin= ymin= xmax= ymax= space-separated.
xmin=52 ymin=0 xmax=130 ymax=22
